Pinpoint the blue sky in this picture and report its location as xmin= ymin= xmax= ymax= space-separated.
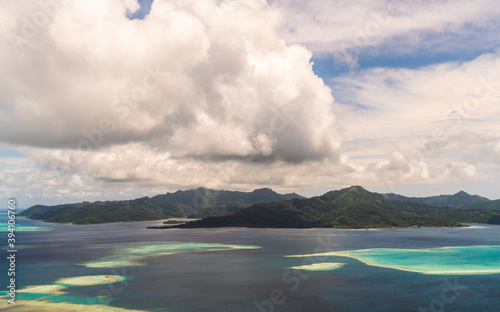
xmin=311 ymin=48 xmax=498 ymax=80
xmin=128 ymin=0 xmax=153 ymax=20
xmin=0 ymin=148 xmax=26 ymax=158
xmin=1 ymin=0 xmax=500 ymax=207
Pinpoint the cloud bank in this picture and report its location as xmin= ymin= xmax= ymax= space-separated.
xmin=0 ymin=0 xmax=343 ymax=201
xmin=1 ymin=0 xmax=499 ymax=204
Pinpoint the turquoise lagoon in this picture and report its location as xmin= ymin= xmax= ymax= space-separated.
xmin=288 ymin=246 xmax=500 ymax=275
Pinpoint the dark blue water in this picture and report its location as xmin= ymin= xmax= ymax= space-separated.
xmin=2 ymin=217 xmax=500 ymax=312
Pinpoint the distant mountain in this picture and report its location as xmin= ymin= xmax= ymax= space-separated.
xmin=167 ymin=186 xmax=478 ymax=229
xmin=20 ymin=186 xmax=500 ymax=227
xmin=151 ymin=187 xmax=304 ymax=209
xmin=19 ymin=188 xmax=304 ymax=224
xmin=385 ymin=191 xmax=490 ymax=208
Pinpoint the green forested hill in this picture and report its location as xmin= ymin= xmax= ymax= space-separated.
xmin=172 ymin=186 xmax=500 ymax=229
xmin=18 ymin=188 xmax=304 ymax=224
xmin=461 ymin=199 xmax=500 ymax=210
xmin=151 ymin=187 xmax=304 ymax=208
xmin=20 ymin=186 xmax=500 ymax=227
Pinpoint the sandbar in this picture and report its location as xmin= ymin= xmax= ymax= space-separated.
xmin=289 ymin=262 xmax=346 ymax=271
xmin=55 ymin=275 xmax=125 ymax=286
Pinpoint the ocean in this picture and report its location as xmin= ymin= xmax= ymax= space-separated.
xmin=1 ymin=215 xmax=500 ymax=311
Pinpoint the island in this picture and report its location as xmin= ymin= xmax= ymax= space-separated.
xmin=19 ymin=186 xmax=500 ymax=229
xmin=154 ymin=186 xmax=500 ymax=229
xmin=18 ymin=188 xmax=304 ymax=224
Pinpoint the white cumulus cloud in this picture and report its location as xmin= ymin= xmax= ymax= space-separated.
xmin=0 ymin=0 xmax=343 ymax=202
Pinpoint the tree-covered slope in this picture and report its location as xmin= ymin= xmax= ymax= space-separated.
xmin=169 ymin=186 xmax=476 ymax=229
xmin=19 ymin=188 xmax=304 ymax=224
xmin=151 ymin=187 xmax=304 ymax=208
xmin=20 ymin=186 xmax=499 ymax=227
xmin=461 ymin=198 xmax=500 ymax=210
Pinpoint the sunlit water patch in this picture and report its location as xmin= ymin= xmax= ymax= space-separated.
xmin=287 ymin=246 xmax=500 ymax=275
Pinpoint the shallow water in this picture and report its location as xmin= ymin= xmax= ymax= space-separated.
xmin=2 ymin=216 xmax=500 ymax=311
xmin=289 ymin=245 xmax=500 ymax=275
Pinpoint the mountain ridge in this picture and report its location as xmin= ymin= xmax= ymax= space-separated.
xmin=19 ymin=188 xmax=305 ymax=224
xmin=20 ymin=186 xmax=500 ymax=226
xmin=166 ymin=186 xmax=500 ymax=229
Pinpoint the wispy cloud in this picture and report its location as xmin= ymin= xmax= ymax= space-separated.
xmin=331 ymin=54 xmax=500 ymax=191
xmin=275 ymin=0 xmax=500 ymax=67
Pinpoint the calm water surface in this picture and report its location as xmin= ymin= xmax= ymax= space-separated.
xmin=2 ymin=216 xmax=500 ymax=312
